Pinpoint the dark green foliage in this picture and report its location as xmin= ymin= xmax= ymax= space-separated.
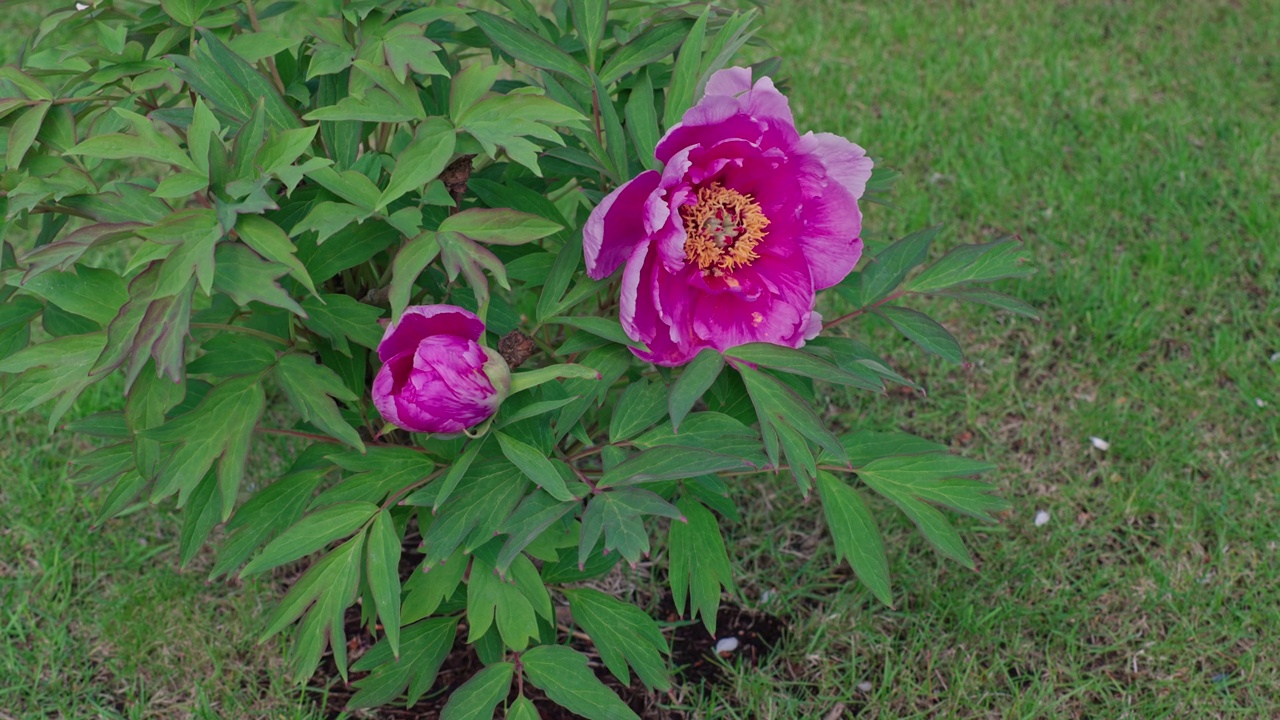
xmin=0 ymin=0 xmax=1031 ymax=713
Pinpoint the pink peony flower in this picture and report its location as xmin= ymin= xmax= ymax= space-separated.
xmin=584 ymin=67 xmax=872 ymax=366
xmin=372 ymin=305 xmax=510 ymax=434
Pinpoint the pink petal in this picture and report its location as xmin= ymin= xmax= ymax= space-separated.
xmin=378 ymin=305 xmax=484 ymax=362
xmin=795 ymin=131 xmax=874 ymax=200
xmin=583 ymin=170 xmax=661 ymax=280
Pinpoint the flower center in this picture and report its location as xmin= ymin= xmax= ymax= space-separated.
xmin=680 ymin=183 xmax=769 ymax=276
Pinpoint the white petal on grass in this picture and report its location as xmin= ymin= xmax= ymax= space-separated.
xmin=1270 ymin=351 xmax=1280 ymax=363
xmin=1034 ymin=510 xmax=1050 ymax=527
xmin=857 ymin=681 xmax=873 ymax=693
xmin=1256 ymin=398 xmax=1267 ymax=408
xmin=1089 ymin=436 xmax=1110 ymax=451
xmin=714 ymin=637 xmax=740 ymax=654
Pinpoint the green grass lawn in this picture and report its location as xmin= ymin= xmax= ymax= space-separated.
xmin=3 ymin=1 xmax=1278 ymax=718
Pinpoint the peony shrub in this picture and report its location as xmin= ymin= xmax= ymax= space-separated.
xmin=0 ymin=1 xmax=1035 ymax=715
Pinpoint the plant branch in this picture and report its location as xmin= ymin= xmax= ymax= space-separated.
xmin=822 ymin=290 xmax=910 ymax=331
xmin=244 ymin=0 xmax=287 ymax=95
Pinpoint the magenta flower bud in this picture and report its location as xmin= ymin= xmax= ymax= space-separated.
xmin=372 ymin=305 xmax=511 ymax=434
xmin=584 ymin=67 xmax=873 ymax=366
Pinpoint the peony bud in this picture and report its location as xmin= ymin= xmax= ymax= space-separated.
xmin=371 ymin=305 xmax=511 ymax=434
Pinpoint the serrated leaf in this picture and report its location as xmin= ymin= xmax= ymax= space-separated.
xmin=240 ymin=501 xmax=377 ymax=578
xmin=522 ymin=645 xmax=640 ymax=720
xmin=143 ymin=373 xmax=265 ymax=513
xmin=346 ymin=616 xmax=458 ymax=709
xmin=235 ymin=215 xmax=317 ymax=295
xmin=816 ymin=471 xmax=891 ymax=606
xmin=878 ymin=305 xmax=964 ymax=364
xmin=275 ymin=354 xmax=364 ymax=450
xmin=212 ymin=244 xmax=306 ymax=316
xmin=566 ymin=588 xmax=670 ymax=690
xmin=667 ymin=498 xmax=732 ymax=633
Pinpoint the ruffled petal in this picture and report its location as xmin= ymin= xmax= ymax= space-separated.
xmin=690 ymin=254 xmax=816 ymax=351
xmin=794 ymin=131 xmax=874 ymax=200
xmin=655 ymin=68 xmax=799 ymax=163
xmin=583 ymin=169 xmax=661 ymax=280
xmin=378 ymin=305 xmax=484 ymax=362
xmin=620 ymin=243 xmax=700 ymax=367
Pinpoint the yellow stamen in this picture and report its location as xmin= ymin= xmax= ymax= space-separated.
xmin=680 ymin=183 xmax=769 ymax=275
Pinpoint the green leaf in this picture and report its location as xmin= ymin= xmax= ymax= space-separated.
xmin=598 ymin=445 xmax=755 ymax=488
xmin=467 ymin=546 xmax=539 ymax=650
xmin=506 ymin=696 xmax=539 ymax=720
xmin=178 ymin=469 xmax=222 ymax=568
xmin=546 ymin=316 xmax=642 ymax=350
xmin=725 ymin=343 xmax=883 ymax=392
xmin=299 ymin=294 xmax=383 ymax=356
xmin=175 ymin=29 xmax=301 ymax=130
xmin=382 ymin=22 xmax=447 ymax=83
xmin=565 ymin=588 xmax=671 ymax=690
xmin=402 ymin=550 xmax=467 ymax=624
xmin=66 ymin=110 xmax=199 ymax=173
xmin=936 ymin=287 xmax=1040 ymax=319
xmin=535 ymin=238 xmax=582 ymax=324
xmin=430 ymin=436 xmax=486 ymax=512
xmin=318 ymin=447 xmax=435 ymax=509
xmin=908 ymin=238 xmax=1035 ymax=293
xmin=367 ymin=510 xmax=403 ymax=658
xmin=471 ymin=11 xmax=592 ymax=87
xmin=859 ymin=226 xmax=939 ymax=305
xmin=824 ymin=429 xmax=947 ymax=467
xmin=738 ymin=366 xmax=846 ymax=463
xmin=495 ymin=492 xmax=577 ymax=575
xmin=212 ymin=244 xmax=306 ymax=316
xmin=275 ymin=354 xmax=364 ymax=450
xmin=142 ymin=209 xmax=222 ymax=297
xmin=416 ymin=458 xmax=527 ymax=566
xmin=161 ymin=0 xmax=213 ymax=26
xmin=663 ymin=7 xmax=709 ymax=129
xmin=624 ymin=68 xmax=660 ymax=170
xmin=187 ymin=334 xmax=278 ymax=377
xmin=667 ymin=498 xmax=732 ymax=633
xmin=877 ymin=305 xmax=964 ymax=364
xmin=449 ymin=64 xmax=500 ymax=121
xmin=495 ymin=432 xmax=574 ymax=501
xmin=609 ymin=377 xmax=667 ymax=443
xmin=668 ymin=349 xmax=723 ymax=432
xmin=240 ymin=501 xmax=377 ymax=578
xmin=144 ymin=374 xmax=266 ymax=514
xmin=20 ymin=265 xmax=126 ymax=326
xmin=389 ymin=231 xmax=442 ymax=321
xmin=522 ymin=645 xmax=640 ymax=720
xmin=346 ymin=617 xmax=458 ymax=708
xmin=7 ymin=102 xmax=49 ymax=171
xmin=295 ymin=217 xmax=399 ymax=283
xmin=209 ymin=468 xmax=326 ymax=579
xmin=235 ymin=215 xmax=317 ymax=295
xmin=569 ymin=0 xmax=607 ymax=69
xmin=438 ymin=662 xmax=513 ymax=720
xmin=599 ymin=20 xmax=691 ymax=86
xmin=378 ymin=117 xmax=456 ymax=211
xmin=438 ymin=208 xmax=562 ymax=245
xmin=816 ymin=471 xmax=892 ymax=606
